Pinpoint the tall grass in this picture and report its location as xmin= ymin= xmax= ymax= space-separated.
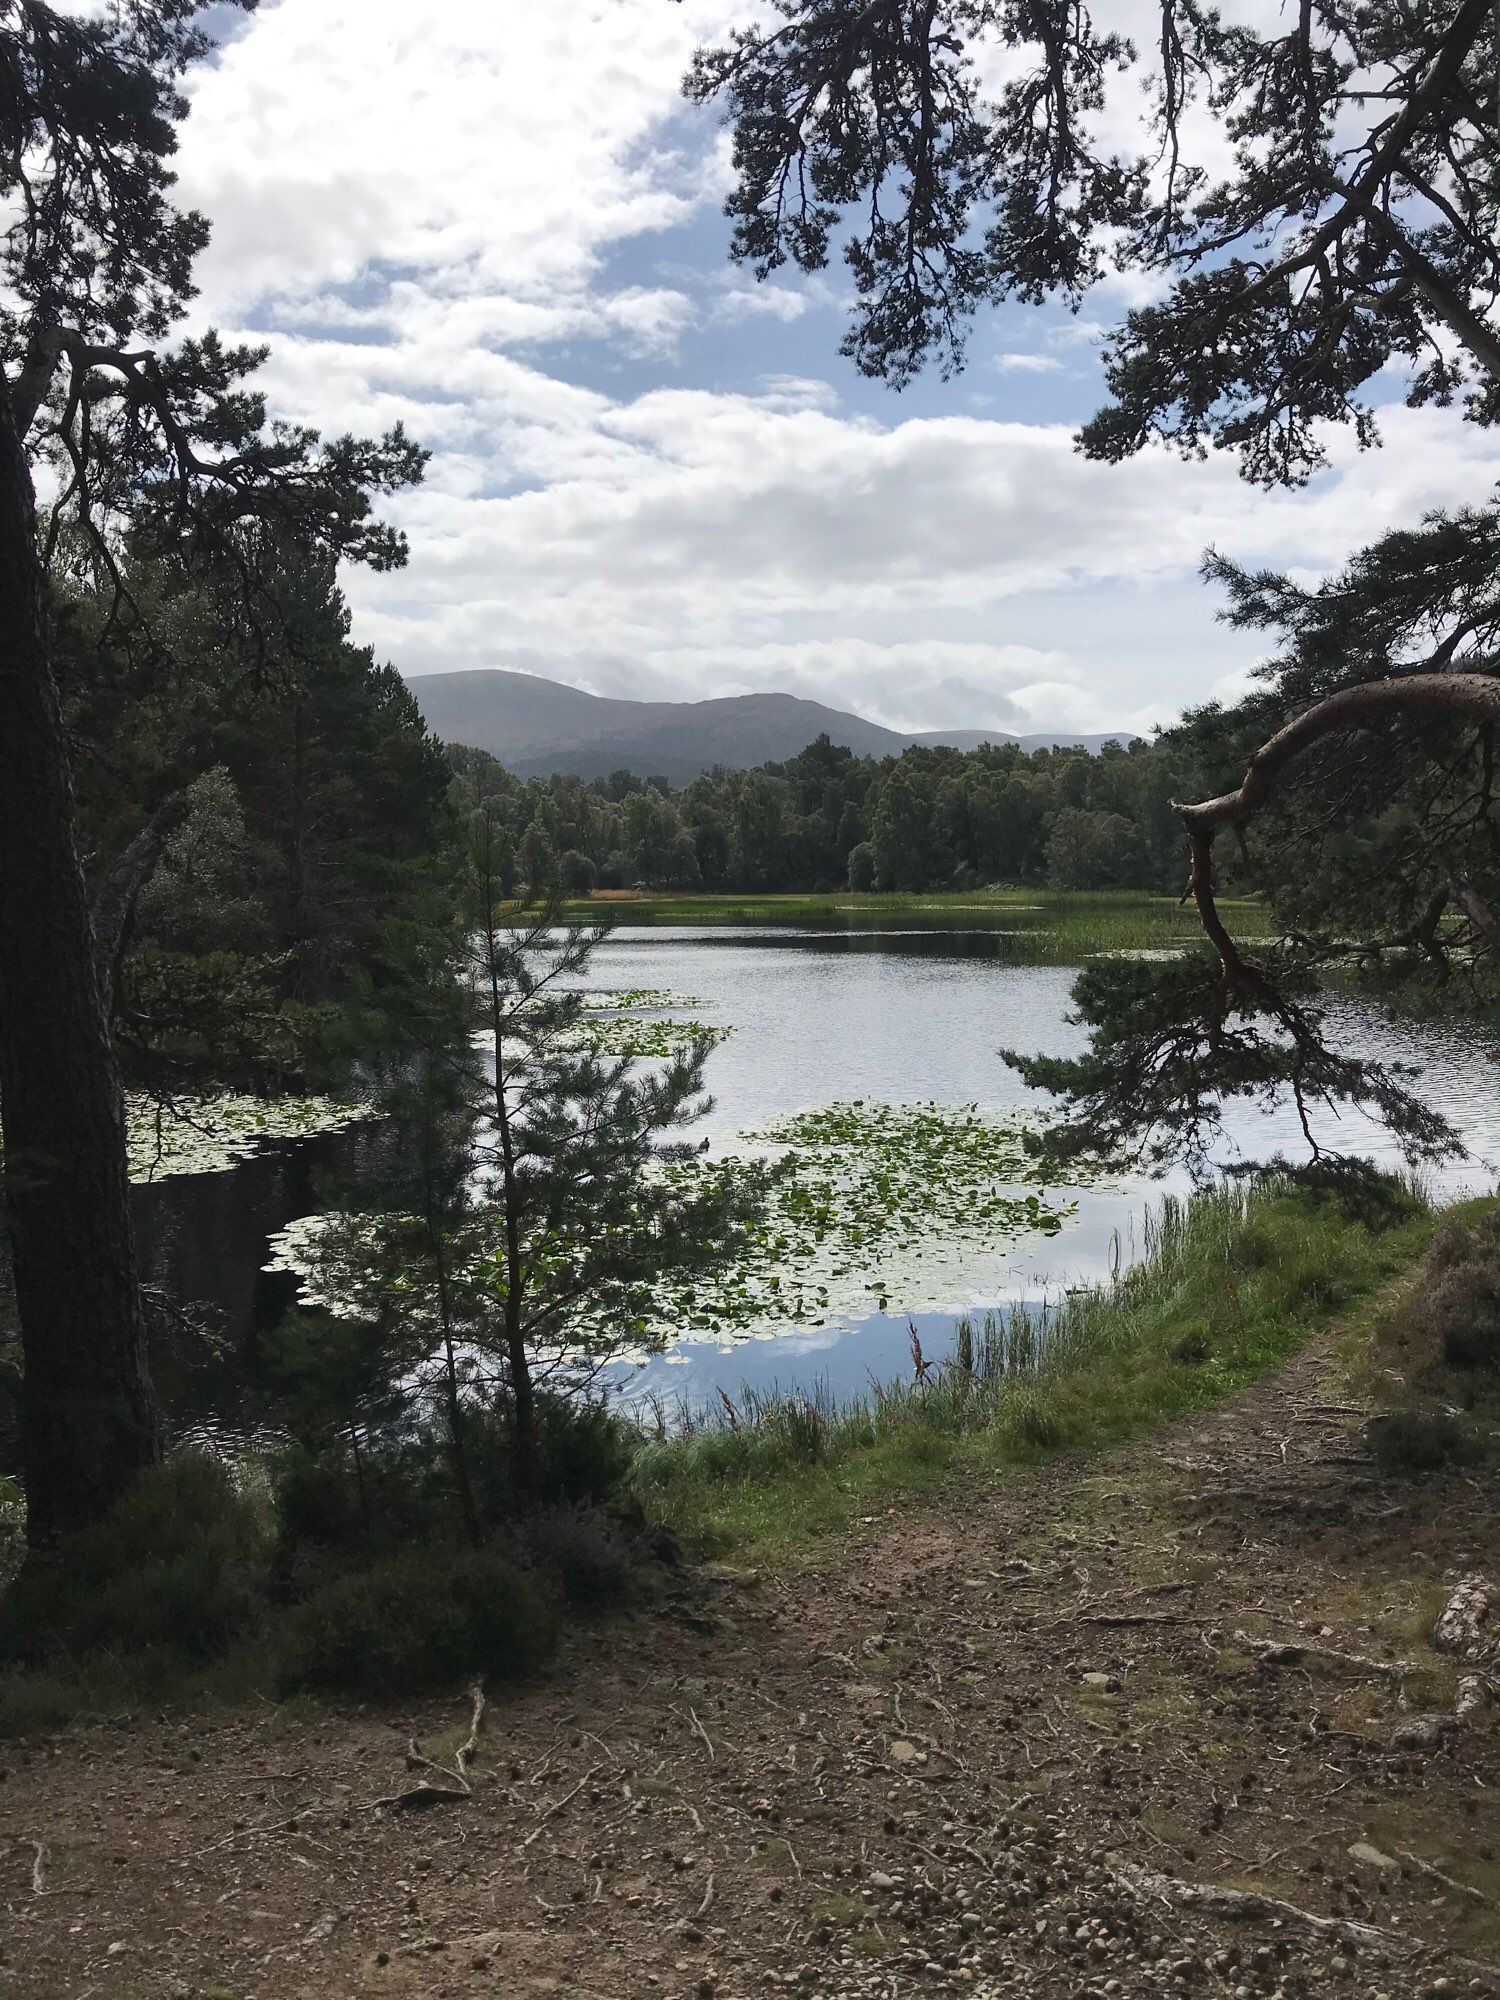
xmin=629 ymin=1176 xmax=1434 ymax=1556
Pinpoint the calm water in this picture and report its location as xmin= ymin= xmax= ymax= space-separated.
xmin=133 ymin=924 xmax=1500 ymax=1430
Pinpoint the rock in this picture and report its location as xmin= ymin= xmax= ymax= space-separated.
xmin=1434 ymin=1576 xmax=1492 ymax=1659
xmin=1391 ymin=1713 xmax=1450 ymax=1751
xmin=1081 ymin=1673 xmax=1121 ymax=1693
xmin=1346 ymin=1842 xmax=1399 ymax=1874
xmin=889 ymin=1741 xmax=926 ymax=1766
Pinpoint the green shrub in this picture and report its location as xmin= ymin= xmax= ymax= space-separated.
xmin=0 ymin=1476 xmax=23 ymax=1594
xmin=510 ymin=1393 xmax=638 ymax=1508
xmin=1429 ymin=1259 xmax=1500 ymax=1370
xmin=520 ymin=1503 xmax=636 ymax=1608
xmin=277 ymin=1545 xmax=558 ymax=1694
xmin=270 ymin=1391 xmax=639 ymax=1576
xmin=0 ymin=1452 xmax=268 ymax=1666
xmin=1367 ymin=1409 xmax=1480 ymax=1473
xmin=273 ymin=1447 xmax=372 ymax=1553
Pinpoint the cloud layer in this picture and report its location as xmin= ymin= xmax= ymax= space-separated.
xmin=169 ymin=0 xmax=1500 ymax=735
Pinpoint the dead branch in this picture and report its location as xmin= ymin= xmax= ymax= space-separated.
xmin=1232 ymin=1630 xmax=1415 ymax=1679
xmin=1396 ymin=1846 xmax=1500 ymax=1907
xmin=687 ymin=1707 xmax=718 ymax=1764
xmin=520 ymin=1766 xmax=604 ymax=1848
xmin=1106 ymin=1856 xmax=1409 ymax=1953
xmin=373 ymin=1681 xmax=486 ymax=1812
xmin=455 ymin=1679 xmax=487 ymax=1778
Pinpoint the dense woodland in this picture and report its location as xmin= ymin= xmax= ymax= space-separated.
xmin=445 ymin=731 xmax=1191 ymax=896
xmin=60 ymin=552 xmax=461 ymax=1094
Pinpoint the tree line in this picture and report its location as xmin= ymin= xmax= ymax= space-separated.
xmin=445 ymin=730 xmax=1196 ymax=897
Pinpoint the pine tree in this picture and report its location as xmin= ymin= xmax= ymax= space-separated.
xmin=0 ymin=5 xmax=423 ymax=1541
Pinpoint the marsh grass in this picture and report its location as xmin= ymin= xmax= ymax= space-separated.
xmin=547 ymin=889 xmax=1273 ymax=963
xmin=630 ymin=1177 xmax=1436 ymax=1558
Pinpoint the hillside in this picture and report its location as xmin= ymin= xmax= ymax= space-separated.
xmin=403 ymin=669 xmax=1135 ymax=782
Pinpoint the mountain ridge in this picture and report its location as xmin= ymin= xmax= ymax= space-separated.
xmin=403 ymin=668 xmax=1137 ymax=785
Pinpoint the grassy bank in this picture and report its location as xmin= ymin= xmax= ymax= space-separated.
xmin=631 ymin=1177 xmax=1439 ymax=1559
xmin=1 ymin=1174 xmax=1456 ymax=1735
xmin=555 ymin=888 xmax=1273 ymax=961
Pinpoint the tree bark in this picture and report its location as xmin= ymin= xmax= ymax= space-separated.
xmin=0 ymin=380 xmax=159 ymax=1545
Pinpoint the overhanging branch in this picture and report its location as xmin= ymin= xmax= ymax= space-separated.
xmin=1176 ymin=674 xmax=1500 ymax=835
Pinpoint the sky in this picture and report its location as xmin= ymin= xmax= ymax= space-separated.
xmin=164 ymin=0 xmax=1500 ymax=739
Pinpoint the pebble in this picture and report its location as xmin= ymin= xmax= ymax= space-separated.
xmin=1346 ymin=1842 xmax=1399 ymax=1873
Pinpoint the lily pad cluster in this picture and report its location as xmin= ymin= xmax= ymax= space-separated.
xmin=126 ymin=1092 xmax=366 ymax=1183
xmin=646 ymin=1100 xmax=1088 ymax=1344
xmin=578 ymin=986 xmax=696 ymax=1013
xmin=562 ymin=985 xmax=730 ymax=1059
xmin=569 ymin=1017 xmax=732 ymax=1059
xmin=266 ymin=1098 xmax=1087 ymax=1357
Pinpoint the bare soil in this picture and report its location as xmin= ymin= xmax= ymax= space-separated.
xmin=3 ymin=1339 xmax=1499 ymax=2000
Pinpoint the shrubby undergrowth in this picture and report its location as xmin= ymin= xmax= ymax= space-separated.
xmin=0 ymin=1391 xmax=655 ymax=1733
xmin=1357 ymin=1199 xmax=1500 ymax=1471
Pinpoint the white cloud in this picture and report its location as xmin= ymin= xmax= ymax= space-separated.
xmin=160 ymin=0 xmax=1500 ymax=737
xmin=177 ymin=0 xmax=750 ymax=348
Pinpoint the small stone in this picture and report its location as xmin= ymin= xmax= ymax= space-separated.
xmin=1346 ymin=1842 xmax=1399 ymax=1874
xmin=1391 ymin=1714 xmax=1448 ymax=1751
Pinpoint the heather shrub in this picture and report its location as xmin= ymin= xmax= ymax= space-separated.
xmin=277 ymin=1546 xmax=557 ymax=1694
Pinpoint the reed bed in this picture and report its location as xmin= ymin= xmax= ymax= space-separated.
xmin=551 ymin=889 xmax=1274 ymax=963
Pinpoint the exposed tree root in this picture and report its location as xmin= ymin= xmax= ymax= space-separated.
xmin=1434 ymin=1574 xmax=1493 ymax=1661
xmin=1391 ymin=1576 xmax=1497 ymax=1750
xmin=1232 ymin=1630 xmax=1414 ymax=1679
xmin=373 ymin=1680 xmax=486 ymax=1812
xmin=1106 ymin=1857 xmax=1407 ymax=1954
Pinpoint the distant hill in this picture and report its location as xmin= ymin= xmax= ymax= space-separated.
xmin=403 ymin=668 xmax=1136 ymax=784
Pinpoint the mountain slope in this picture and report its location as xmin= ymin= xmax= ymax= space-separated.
xmin=404 ymin=668 xmax=1133 ymax=782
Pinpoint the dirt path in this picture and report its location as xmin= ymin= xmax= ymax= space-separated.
xmin=4 ymin=1339 xmax=1499 ymax=2000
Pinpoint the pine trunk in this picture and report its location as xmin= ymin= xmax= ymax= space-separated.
xmin=0 ymin=391 xmax=160 ymax=1545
